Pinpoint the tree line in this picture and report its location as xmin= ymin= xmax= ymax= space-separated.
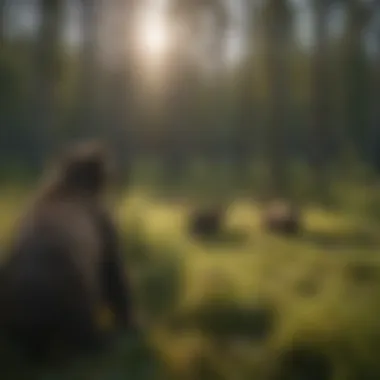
xmin=0 ymin=0 xmax=379 ymax=202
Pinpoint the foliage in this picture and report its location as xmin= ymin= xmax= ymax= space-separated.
xmin=1 ymin=188 xmax=380 ymax=379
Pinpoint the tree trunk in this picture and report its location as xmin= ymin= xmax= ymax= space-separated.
xmin=77 ymin=0 xmax=100 ymax=138
xmin=32 ymin=0 xmax=63 ymax=170
xmin=233 ymin=0 xmax=256 ymax=186
xmin=264 ymin=0 xmax=290 ymax=199
xmin=105 ymin=0 xmax=136 ymax=181
xmin=369 ymin=7 xmax=380 ymax=174
xmin=163 ymin=43 xmax=194 ymax=188
xmin=234 ymin=58 xmax=255 ymax=185
xmin=340 ymin=0 xmax=370 ymax=167
xmin=309 ymin=0 xmax=331 ymax=203
xmin=0 ymin=0 xmax=5 ymax=43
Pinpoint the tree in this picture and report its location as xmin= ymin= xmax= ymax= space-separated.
xmin=341 ymin=0 xmax=371 ymax=164
xmin=164 ymin=0 xmax=228 ymax=186
xmin=31 ymin=0 xmax=64 ymax=169
xmin=233 ymin=0 xmax=258 ymax=185
xmin=76 ymin=0 xmax=100 ymax=137
xmin=309 ymin=0 xmax=332 ymax=202
xmin=261 ymin=0 xmax=292 ymax=198
xmin=369 ymin=2 xmax=380 ymax=172
xmin=100 ymin=0 xmax=137 ymax=180
xmin=0 ymin=0 xmax=5 ymax=43
xmin=168 ymin=0 xmax=227 ymax=63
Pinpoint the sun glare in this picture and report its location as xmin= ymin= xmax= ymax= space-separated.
xmin=138 ymin=12 xmax=169 ymax=60
xmin=134 ymin=7 xmax=172 ymax=95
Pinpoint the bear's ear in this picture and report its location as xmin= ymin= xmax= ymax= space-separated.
xmin=58 ymin=140 xmax=113 ymax=192
xmin=61 ymin=140 xmax=108 ymax=166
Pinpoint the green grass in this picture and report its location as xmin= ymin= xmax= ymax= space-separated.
xmin=1 ymin=187 xmax=380 ymax=379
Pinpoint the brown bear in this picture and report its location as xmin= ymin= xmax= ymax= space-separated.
xmin=0 ymin=141 xmax=132 ymax=362
xmin=188 ymin=205 xmax=225 ymax=239
xmin=261 ymin=199 xmax=301 ymax=236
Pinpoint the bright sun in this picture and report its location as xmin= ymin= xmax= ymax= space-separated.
xmin=138 ymin=12 xmax=169 ymax=60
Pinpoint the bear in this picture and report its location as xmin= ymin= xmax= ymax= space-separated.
xmin=0 ymin=140 xmax=132 ymax=362
xmin=261 ymin=199 xmax=301 ymax=236
xmin=188 ymin=205 xmax=225 ymax=239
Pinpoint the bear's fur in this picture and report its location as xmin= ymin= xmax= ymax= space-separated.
xmin=0 ymin=141 xmax=131 ymax=361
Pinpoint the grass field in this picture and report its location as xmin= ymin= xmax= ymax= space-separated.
xmin=1 ymin=187 xmax=380 ymax=380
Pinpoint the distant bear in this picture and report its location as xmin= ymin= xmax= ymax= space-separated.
xmin=189 ymin=205 xmax=225 ymax=238
xmin=261 ymin=200 xmax=301 ymax=236
xmin=0 ymin=141 xmax=132 ymax=361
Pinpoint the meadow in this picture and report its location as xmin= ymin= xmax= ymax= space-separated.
xmin=0 ymin=173 xmax=380 ymax=380
xmin=1 ymin=0 xmax=380 ymax=377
